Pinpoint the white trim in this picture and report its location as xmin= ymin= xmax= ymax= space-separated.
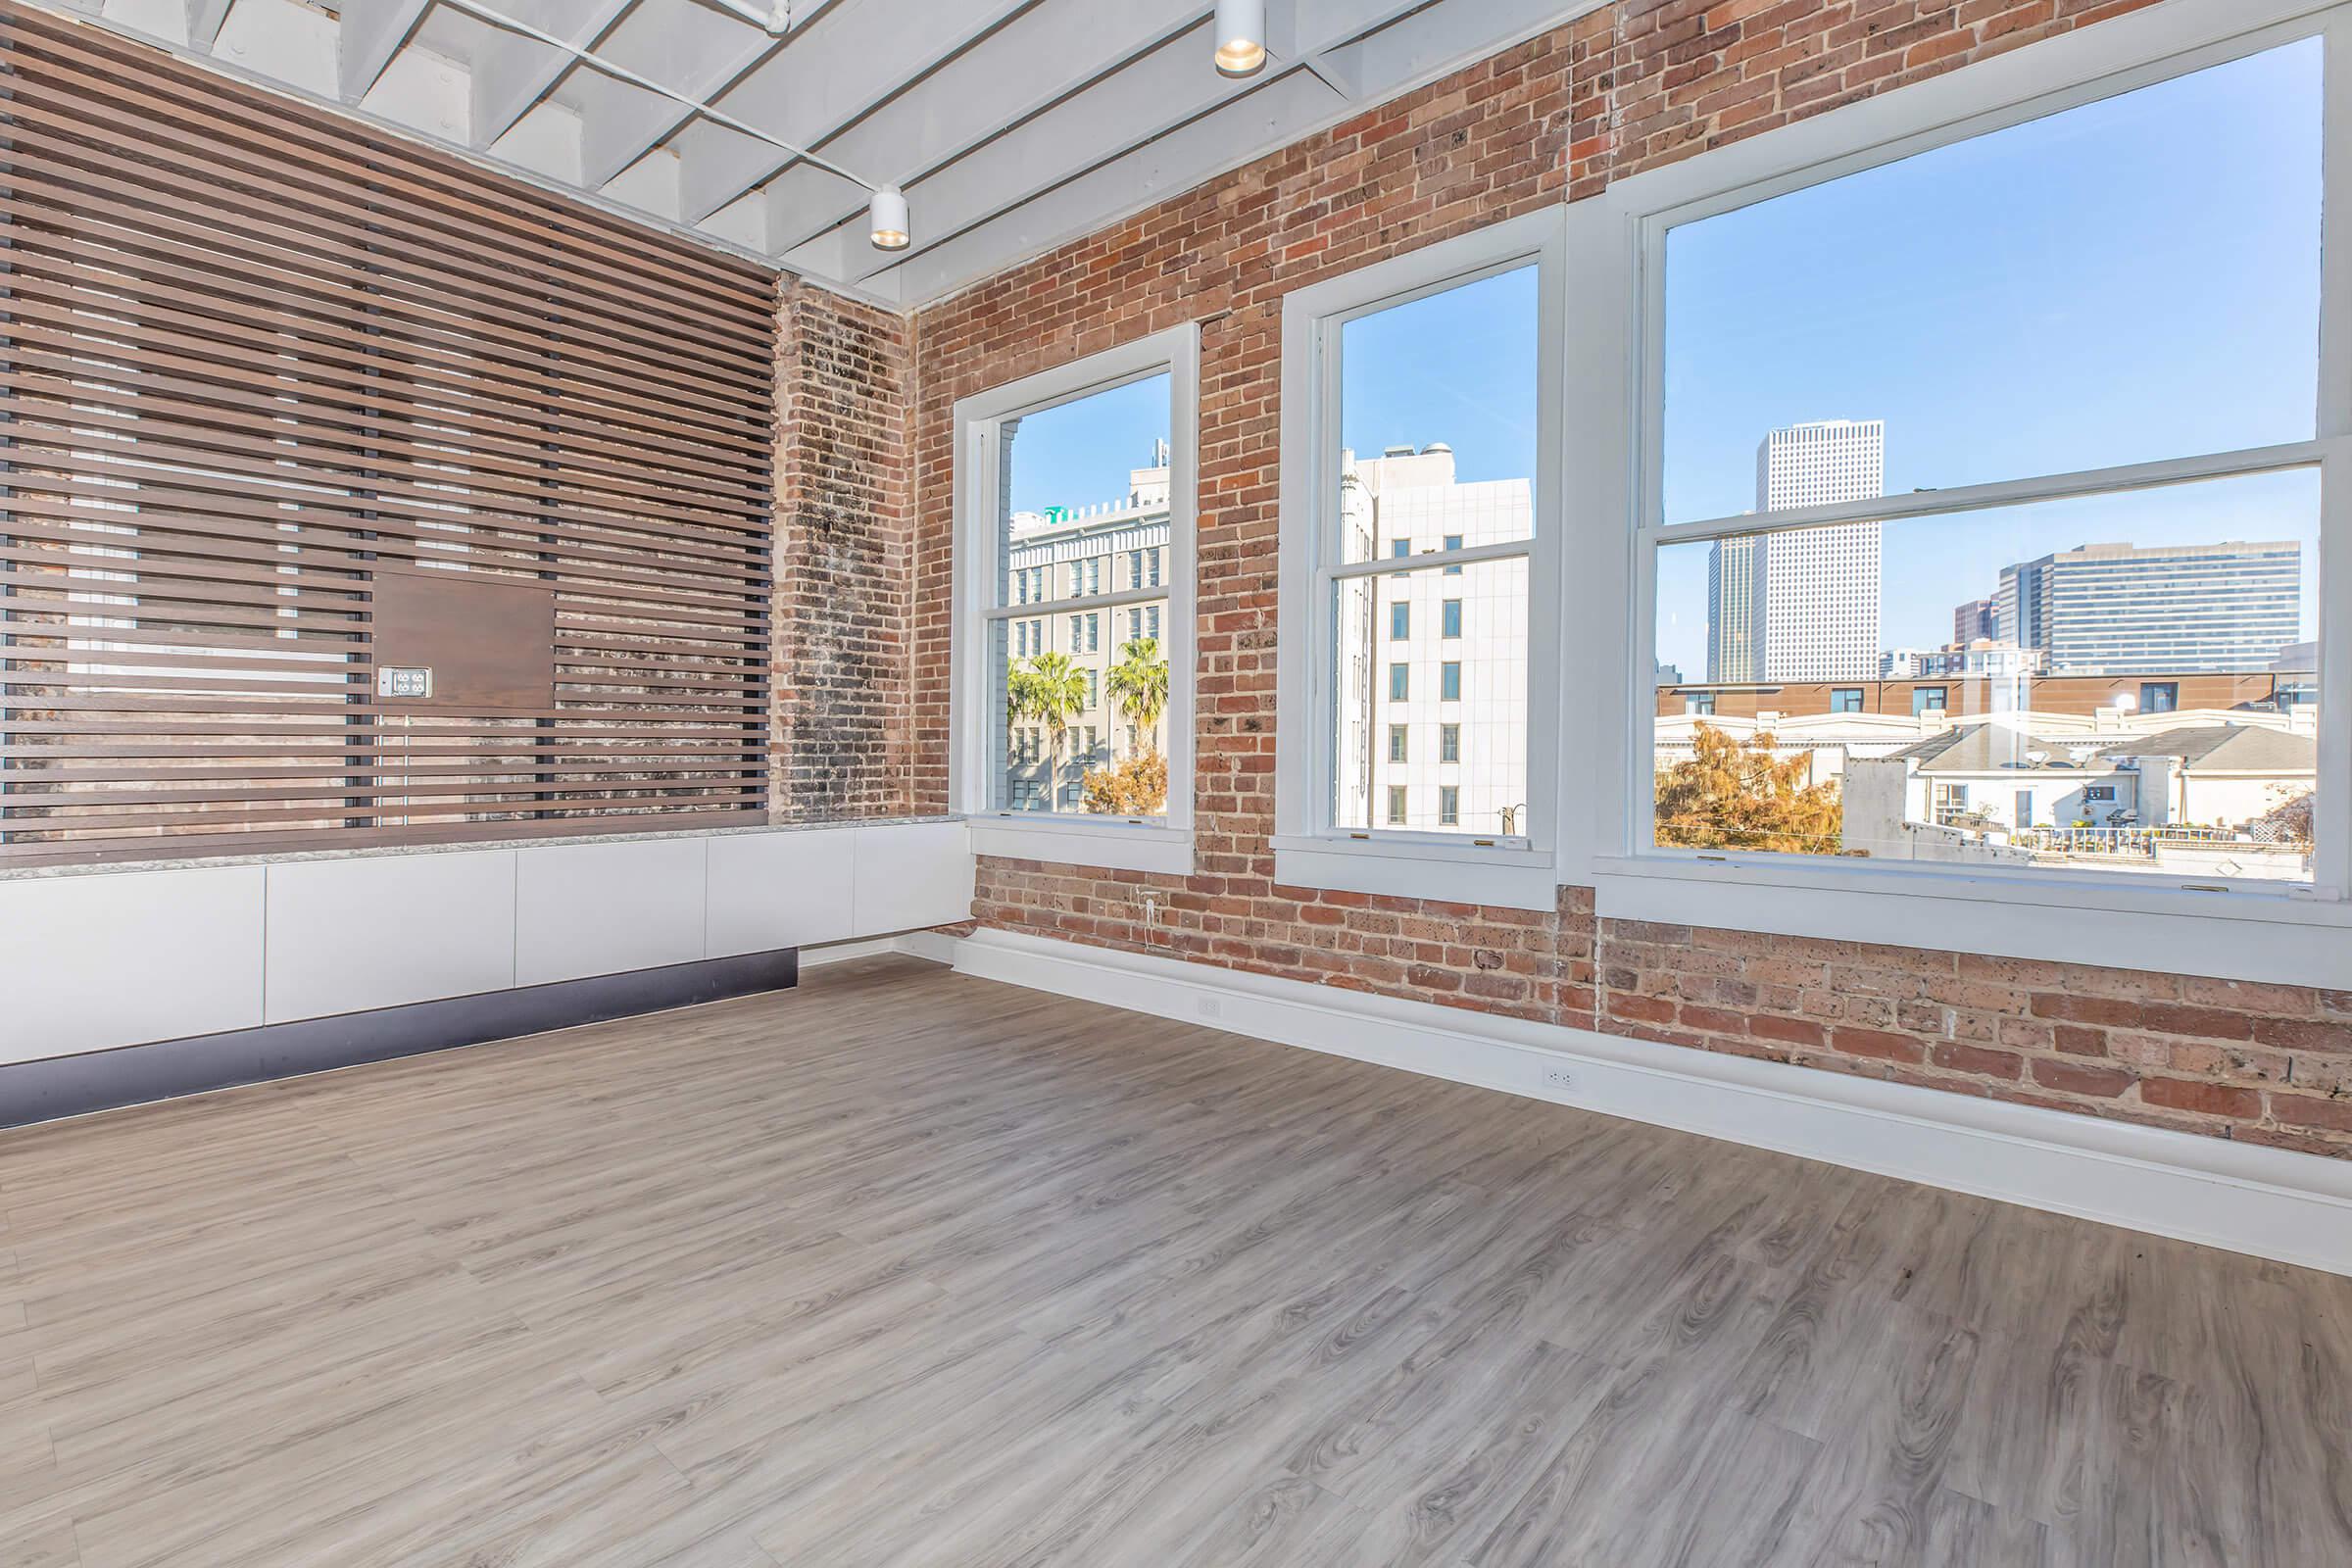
xmin=1560 ymin=0 xmax=2352 ymax=984
xmin=950 ymin=324 xmax=1200 ymax=875
xmin=969 ymin=815 xmax=1196 ymax=876
xmin=944 ymin=927 xmax=2352 ymax=1278
xmin=1274 ymin=208 xmax=1566 ymax=902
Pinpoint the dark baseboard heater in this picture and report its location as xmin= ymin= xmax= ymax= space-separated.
xmin=0 ymin=948 xmax=799 ymax=1130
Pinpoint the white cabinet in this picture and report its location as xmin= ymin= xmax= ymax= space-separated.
xmin=0 ymin=865 xmax=265 ymax=1063
xmin=707 ymin=830 xmax=857 ymax=957
xmin=265 ymin=852 xmax=516 ymax=1022
xmin=515 ymin=836 xmax=707 ymax=987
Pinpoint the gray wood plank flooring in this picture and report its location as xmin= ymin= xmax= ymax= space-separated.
xmin=0 ymin=955 xmax=2346 ymax=1566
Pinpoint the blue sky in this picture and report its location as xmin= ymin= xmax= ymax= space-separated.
xmin=1004 ymin=37 xmax=2324 ymax=679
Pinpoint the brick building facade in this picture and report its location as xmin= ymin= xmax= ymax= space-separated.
xmin=829 ymin=0 xmax=2352 ymax=1157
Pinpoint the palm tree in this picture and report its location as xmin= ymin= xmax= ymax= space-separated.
xmin=1104 ymin=637 xmax=1169 ymax=754
xmin=1005 ymin=651 xmax=1090 ymax=808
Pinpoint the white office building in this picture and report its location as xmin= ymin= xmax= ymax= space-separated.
xmin=1994 ymin=540 xmax=2304 ymax=674
xmin=1710 ymin=419 xmax=1885 ymax=682
xmin=1336 ymin=444 xmax=1531 ymax=836
xmin=1000 ymin=445 xmax=1173 ymax=809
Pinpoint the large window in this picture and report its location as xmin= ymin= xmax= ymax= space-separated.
xmin=1640 ymin=33 xmax=2330 ymax=895
xmin=1570 ymin=0 xmax=2352 ymax=980
xmin=954 ymin=326 xmax=1199 ymax=873
xmin=1276 ymin=212 xmax=1563 ymax=907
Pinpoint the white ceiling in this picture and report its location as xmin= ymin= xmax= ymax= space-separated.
xmin=39 ymin=0 xmax=1593 ymax=309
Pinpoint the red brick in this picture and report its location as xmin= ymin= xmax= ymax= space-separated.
xmin=1831 ymin=1027 xmax=1926 ymax=1065
xmin=2270 ymin=1094 xmax=2352 ymax=1134
xmin=1931 ymin=1042 xmax=2022 ymax=1080
xmin=2138 ymin=1078 xmax=2262 ymax=1120
xmin=2030 ymin=1059 xmax=2134 ymax=1099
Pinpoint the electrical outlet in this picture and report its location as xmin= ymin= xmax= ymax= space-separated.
xmin=1538 ymin=1063 xmax=1576 ymax=1094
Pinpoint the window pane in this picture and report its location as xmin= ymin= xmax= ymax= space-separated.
xmin=996 ymin=372 xmax=1172 ymax=607
xmin=1652 ymin=469 xmax=2320 ymax=880
xmin=990 ymin=372 xmax=1174 ymax=817
xmin=1338 ymin=267 xmax=1539 ymax=564
xmin=1661 ymin=41 xmax=2321 ymax=524
xmin=1335 ymin=559 xmax=1528 ymax=834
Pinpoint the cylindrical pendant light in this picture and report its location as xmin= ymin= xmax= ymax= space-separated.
xmin=869 ymin=184 xmax=910 ymax=251
xmin=1213 ymin=0 xmax=1267 ymax=77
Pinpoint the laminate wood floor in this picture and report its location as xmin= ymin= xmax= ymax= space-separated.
xmin=1 ymin=956 xmax=2347 ymax=1567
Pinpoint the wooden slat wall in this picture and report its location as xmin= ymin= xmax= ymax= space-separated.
xmin=0 ymin=3 xmax=780 ymax=866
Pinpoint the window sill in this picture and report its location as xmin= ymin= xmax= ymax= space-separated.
xmin=1270 ymin=833 xmax=1559 ymax=912
xmin=1592 ymin=853 xmax=2352 ymax=989
xmin=966 ymin=814 xmax=1194 ymax=877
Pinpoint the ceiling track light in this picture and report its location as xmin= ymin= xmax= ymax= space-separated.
xmin=1214 ymin=0 xmax=1268 ymax=77
xmin=869 ymin=184 xmax=911 ymax=252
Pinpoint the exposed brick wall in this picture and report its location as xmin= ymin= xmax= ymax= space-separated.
xmin=771 ymin=279 xmax=915 ymax=820
xmin=908 ymin=0 xmax=2352 ymax=1159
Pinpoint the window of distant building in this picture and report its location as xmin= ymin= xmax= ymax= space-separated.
xmin=1389 ymin=724 xmax=1408 ymax=762
xmin=1389 ymin=662 xmax=1409 ymax=701
xmin=1441 ymin=723 xmax=1461 ymax=763
xmin=1687 ymin=692 xmax=1716 ymax=716
xmin=1440 ymin=786 xmax=1460 ymax=826
xmin=1388 ymin=786 xmax=1408 ymax=825
xmin=1577 ymin=6 xmax=2344 ymax=980
xmin=953 ymin=324 xmax=1199 ymax=875
xmin=1275 ymin=210 xmax=1561 ymax=908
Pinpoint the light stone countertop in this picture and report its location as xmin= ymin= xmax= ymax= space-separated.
xmin=0 ymin=815 xmax=965 ymax=883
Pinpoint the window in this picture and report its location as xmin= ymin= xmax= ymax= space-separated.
xmin=1388 ymin=786 xmax=1408 ymax=824
xmin=1277 ymin=211 xmax=1561 ymax=906
xmin=1391 ymin=603 xmax=1411 ymax=640
xmin=1441 ymin=723 xmax=1461 ymax=763
xmin=1585 ymin=6 xmax=2350 ymax=980
xmin=1443 ymin=600 xmax=1463 ymax=639
xmin=954 ymin=324 xmax=1199 ymax=872
xmin=1389 ymin=724 xmax=1408 ymax=762
xmin=1687 ymin=692 xmax=1716 ymax=716
xmin=1440 ymin=786 xmax=1460 ymax=826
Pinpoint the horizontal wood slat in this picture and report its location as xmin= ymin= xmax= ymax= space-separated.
xmin=0 ymin=3 xmax=780 ymax=864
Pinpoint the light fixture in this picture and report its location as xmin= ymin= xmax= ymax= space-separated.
xmin=869 ymin=184 xmax=910 ymax=252
xmin=1213 ymin=0 xmax=1267 ymax=76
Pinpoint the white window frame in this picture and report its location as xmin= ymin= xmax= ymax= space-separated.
xmin=950 ymin=323 xmax=1200 ymax=876
xmin=1566 ymin=0 xmax=2352 ymax=985
xmin=1274 ymin=209 xmax=1567 ymax=910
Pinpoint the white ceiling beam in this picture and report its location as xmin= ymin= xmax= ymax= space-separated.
xmin=676 ymin=0 xmax=1031 ymax=226
xmin=576 ymin=11 xmax=775 ymax=188
xmin=184 ymin=0 xmax=234 ymax=53
xmin=765 ymin=0 xmax=1216 ymax=257
xmin=337 ymin=0 xmax=435 ymax=103
xmin=863 ymin=0 xmax=1600 ymax=305
xmin=786 ymin=18 xmax=1260 ymax=286
xmin=870 ymin=69 xmax=1345 ymax=303
xmin=469 ymin=0 xmax=636 ymax=149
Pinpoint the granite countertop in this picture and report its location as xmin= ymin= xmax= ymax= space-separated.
xmin=0 ymin=815 xmax=966 ymax=882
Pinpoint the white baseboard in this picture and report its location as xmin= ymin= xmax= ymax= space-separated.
xmin=941 ymin=927 xmax=2352 ymax=1278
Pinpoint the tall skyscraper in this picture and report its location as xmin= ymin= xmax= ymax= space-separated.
xmin=1953 ymin=597 xmax=1996 ymax=647
xmin=1995 ymin=541 xmax=2304 ymax=674
xmin=1708 ymin=419 xmax=1885 ymax=682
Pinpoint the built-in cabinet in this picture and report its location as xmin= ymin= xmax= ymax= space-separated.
xmin=0 ymin=820 xmax=973 ymax=1066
